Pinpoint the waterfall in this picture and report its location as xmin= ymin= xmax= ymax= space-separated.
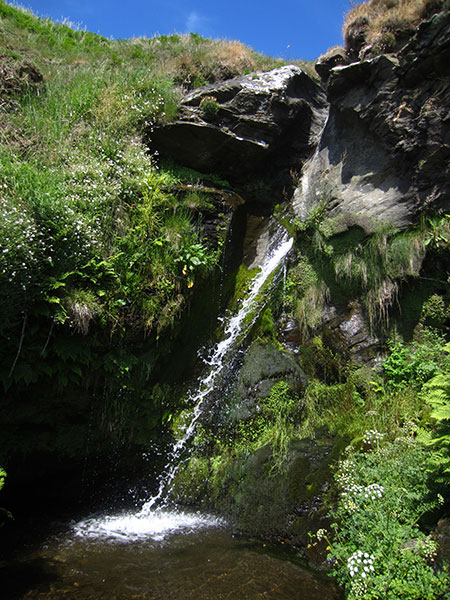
xmin=141 ymin=227 xmax=293 ymax=512
xmin=74 ymin=225 xmax=293 ymax=540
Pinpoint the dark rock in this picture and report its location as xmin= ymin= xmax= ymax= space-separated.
xmin=435 ymin=519 xmax=450 ymax=568
xmin=218 ymin=435 xmax=342 ymax=555
xmin=278 ymin=317 xmax=303 ymax=353
xmin=149 ymin=66 xmax=328 ymax=201
xmin=230 ymin=340 xmax=306 ymax=422
xmin=293 ymin=11 xmax=450 ymax=232
xmin=315 ymin=46 xmax=349 ymax=81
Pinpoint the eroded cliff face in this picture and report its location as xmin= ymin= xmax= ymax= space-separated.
xmin=150 ymin=9 xmax=449 ymax=366
xmin=149 ymin=65 xmax=328 ymax=209
xmin=151 ymin=10 xmax=449 ymax=232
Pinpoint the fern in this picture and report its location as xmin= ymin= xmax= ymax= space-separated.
xmin=0 ymin=467 xmax=6 ymax=492
xmin=419 ymin=373 xmax=450 ymax=484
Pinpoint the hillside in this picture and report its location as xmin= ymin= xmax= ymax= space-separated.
xmin=1 ymin=1 xmax=450 ymax=599
xmin=0 ymin=0 xmax=302 ymax=491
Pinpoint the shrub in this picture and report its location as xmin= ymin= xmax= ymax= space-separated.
xmin=200 ymin=95 xmax=219 ymax=120
xmin=382 ymin=332 xmax=448 ymax=389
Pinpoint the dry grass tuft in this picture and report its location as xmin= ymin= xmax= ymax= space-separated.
xmin=154 ymin=36 xmax=278 ymax=88
xmin=0 ymin=54 xmax=43 ymax=108
xmin=343 ymin=0 xmax=450 ymax=58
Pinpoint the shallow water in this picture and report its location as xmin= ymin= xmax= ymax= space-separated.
xmin=3 ymin=509 xmax=340 ymax=600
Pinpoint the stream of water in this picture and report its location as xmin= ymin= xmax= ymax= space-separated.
xmin=3 ymin=227 xmax=340 ymax=599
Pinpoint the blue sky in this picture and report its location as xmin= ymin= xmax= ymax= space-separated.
xmin=19 ymin=0 xmax=353 ymax=61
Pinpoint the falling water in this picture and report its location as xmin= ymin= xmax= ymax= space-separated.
xmin=74 ymin=226 xmax=293 ymax=541
xmin=282 ymin=260 xmax=288 ymax=313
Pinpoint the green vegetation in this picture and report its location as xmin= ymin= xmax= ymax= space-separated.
xmin=170 ymin=201 xmax=450 ymax=597
xmin=172 ymin=320 xmax=450 ymax=598
xmin=1 ymin=3 xmax=449 ymax=600
xmin=301 ymin=327 xmax=450 ymax=599
xmin=0 ymin=1 xmax=288 ymax=472
xmin=418 ymin=373 xmax=450 ymax=485
xmin=199 ymin=95 xmax=220 ymax=121
xmin=0 ymin=467 xmax=12 ymax=527
xmin=285 ymin=212 xmax=429 ymax=335
xmin=323 ymin=435 xmax=449 ymax=599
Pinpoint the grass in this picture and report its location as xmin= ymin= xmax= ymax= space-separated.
xmin=343 ymin=0 xmax=450 ymax=57
xmin=0 ymin=0 xmax=297 ymax=458
xmin=285 ymin=213 xmax=431 ymax=336
xmin=1 ymin=0 xmax=282 ymax=339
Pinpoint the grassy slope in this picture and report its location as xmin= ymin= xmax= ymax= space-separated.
xmin=0 ymin=1 xmax=300 ymax=469
xmin=0 ymin=1 xmax=284 ymax=339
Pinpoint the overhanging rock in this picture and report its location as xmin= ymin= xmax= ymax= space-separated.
xmin=148 ymin=65 xmax=328 ymax=186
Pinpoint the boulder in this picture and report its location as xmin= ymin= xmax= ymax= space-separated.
xmin=149 ymin=66 xmax=328 ymax=193
xmin=228 ymin=341 xmax=306 ymax=422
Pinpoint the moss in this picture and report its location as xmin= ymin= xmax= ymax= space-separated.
xmin=229 ymin=263 xmax=259 ymax=310
xmin=258 ymin=307 xmax=276 ymax=340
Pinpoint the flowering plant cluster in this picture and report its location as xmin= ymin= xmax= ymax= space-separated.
xmin=363 ymin=428 xmax=385 ymax=448
xmin=347 ymin=550 xmax=375 ymax=580
xmin=320 ymin=431 xmax=449 ymax=599
xmin=341 ymin=482 xmax=384 ymax=509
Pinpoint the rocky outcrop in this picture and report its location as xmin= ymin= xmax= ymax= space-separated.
xmin=294 ymin=10 xmax=450 ymax=232
xmin=149 ymin=66 xmax=328 ymax=203
xmin=230 ymin=341 xmax=306 ymax=422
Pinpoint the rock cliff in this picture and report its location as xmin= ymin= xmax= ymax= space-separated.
xmin=149 ymin=65 xmax=328 ymax=206
xmin=295 ymin=10 xmax=450 ymax=230
xmin=150 ymin=8 xmax=450 ymax=360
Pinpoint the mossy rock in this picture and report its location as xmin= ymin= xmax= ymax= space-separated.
xmin=225 ymin=436 xmax=338 ymax=540
xmin=231 ymin=341 xmax=306 ymax=421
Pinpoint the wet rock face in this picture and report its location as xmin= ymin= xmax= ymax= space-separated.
xmin=149 ymin=66 xmax=328 ymax=194
xmin=294 ymin=11 xmax=450 ymax=231
xmin=278 ymin=304 xmax=382 ymax=367
xmin=226 ymin=436 xmax=337 ymax=544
